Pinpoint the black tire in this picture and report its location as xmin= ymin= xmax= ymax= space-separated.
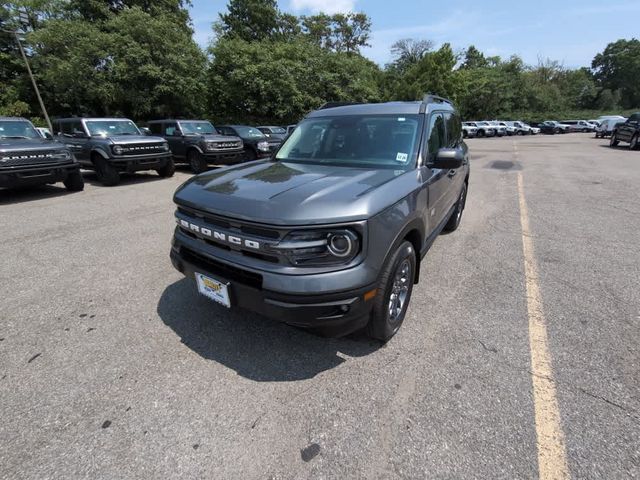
xmin=630 ymin=134 xmax=639 ymax=150
xmin=477 ymin=129 xmax=485 ymax=138
xmin=610 ymin=133 xmax=619 ymax=147
xmin=63 ymin=170 xmax=84 ymax=192
xmin=367 ymin=241 xmax=416 ymax=342
xmin=517 ymin=130 xmax=524 ymax=136
xmin=156 ymin=158 xmax=176 ymax=177
xmin=443 ymin=182 xmax=467 ymax=232
xmin=94 ymin=156 xmax=120 ymax=186
xmin=244 ymin=148 xmax=257 ymax=161
xmin=462 ymin=130 xmax=468 ymax=138
xmin=188 ymin=150 xmax=208 ymax=174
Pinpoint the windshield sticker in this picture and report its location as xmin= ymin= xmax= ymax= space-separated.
xmin=396 ymin=152 xmax=409 ymax=163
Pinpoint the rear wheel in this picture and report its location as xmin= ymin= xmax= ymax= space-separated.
xmin=443 ymin=182 xmax=467 ymax=232
xmin=630 ymin=134 xmax=639 ymax=150
xmin=367 ymin=241 xmax=416 ymax=342
xmin=94 ymin=157 xmax=120 ymax=186
xmin=63 ymin=170 xmax=84 ymax=191
xmin=156 ymin=158 xmax=175 ymax=177
xmin=610 ymin=133 xmax=619 ymax=147
xmin=188 ymin=150 xmax=208 ymax=174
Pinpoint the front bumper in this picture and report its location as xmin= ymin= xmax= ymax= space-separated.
xmin=0 ymin=162 xmax=80 ymax=188
xmin=170 ymin=242 xmax=375 ymax=337
xmin=203 ymin=150 xmax=245 ymax=165
xmin=109 ymin=153 xmax=172 ymax=172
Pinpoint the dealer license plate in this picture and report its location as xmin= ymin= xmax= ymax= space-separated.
xmin=195 ymin=273 xmax=231 ymax=308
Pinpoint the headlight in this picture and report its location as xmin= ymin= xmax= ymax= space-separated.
xmin=257 ymin=141 xmax=270 ymax=151
xmin=162 ymin=142 xmax=170 ymax=152
xmin=205 ymin=142 xmax=217 ymax=151
xmin=55 ymin=150 xmax=71 ymax=160
xmin=112 ymin=145 xmax=124 ymax=155
xmin=269 ymin=229 xmax=360 ymax=266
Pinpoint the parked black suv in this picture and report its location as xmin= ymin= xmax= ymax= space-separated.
xmin=170 ymin=96 xmax=469 ymax=341
xmin=0 ymin=117 xmax=83 ymax=191
xmin=217 ymin=125 xmax=282 ymax=160
xmin=54 ymin=118 xmax=174 ymax=186
xmin=148 ymin=119 xmax=245 ymax=173
xmin=610 ymin=113 xmax=640 ymax=150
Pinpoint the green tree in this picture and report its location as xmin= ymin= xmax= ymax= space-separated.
xmin=592 ymin=38 xmax=640 ymax=108
xmin=217 ymin=0 xmax=280 ymax=42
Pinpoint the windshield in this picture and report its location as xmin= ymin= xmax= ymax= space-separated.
xmin=276 ymin=114 xmax=422 ymax=169
xmin=235 ymin=126 xmax=265 ymax=138
xmin=0 ymin=120 xmax=41 ymax=139
xmin=179 ymin=121 xmax=216 ymax=135
xmin=268 ymin=127 xmax=286 ymax=134
xmin=85 ymin=120 xmax=140 ymax=136
xmin=477 ymin=122 xmax=490 ymax=126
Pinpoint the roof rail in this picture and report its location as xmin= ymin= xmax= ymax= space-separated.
xmin=318 ymin=102 xmax=363 ymax=110
xmin=423 ymin=94 xmax=453 ymax=106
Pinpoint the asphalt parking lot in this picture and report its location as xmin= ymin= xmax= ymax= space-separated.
xmin=1 ymin=134 xmax=638 ymax=479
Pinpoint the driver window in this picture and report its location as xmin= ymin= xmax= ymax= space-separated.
xmin=164 ymin=123 xmax=178 ymax=136
xmin=426 ymin=113 xmax=446 ymax=163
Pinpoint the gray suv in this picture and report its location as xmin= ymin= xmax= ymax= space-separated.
xmin=54 ymin=118 xmax=173 ymax=186
xmin=170 ymin=96 xmax=470 ymax=341
xmin=147 ymin=119 xmax=245 ymax=174
xmin=0 ymin=117 xmax=83 ymax=191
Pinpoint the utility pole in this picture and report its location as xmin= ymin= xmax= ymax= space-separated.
xmin=2 ymin=8 xmax=53 ymax=134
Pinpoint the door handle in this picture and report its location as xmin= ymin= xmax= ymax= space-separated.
xmin=448 ymin=169 xmax=457 ymax=177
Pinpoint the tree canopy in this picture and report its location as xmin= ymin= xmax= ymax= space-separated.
xmin=1 ymin=0 xmax=637 ymax=124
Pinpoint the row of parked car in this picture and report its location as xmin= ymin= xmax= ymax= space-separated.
xmin=462 ymin=121 xmax=540 ymax=138
xmin=0 ymin=116 xmax=288 ymax=190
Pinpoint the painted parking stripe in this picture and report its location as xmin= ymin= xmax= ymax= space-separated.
xmin=517 ymin=168 xmax=570 ymax=480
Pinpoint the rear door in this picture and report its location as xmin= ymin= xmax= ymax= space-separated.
xmin=62 ymin=120 xmax=90 ymax=165
xmin=163 ymin=122 xmax=185 ymax=158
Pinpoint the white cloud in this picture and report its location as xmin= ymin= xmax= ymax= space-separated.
xmin=290 ymin=0 xmax=357 ymax=14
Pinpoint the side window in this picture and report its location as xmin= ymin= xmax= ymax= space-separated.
xmin=71 ymin=121 xmax=85 ymax=136
xmin=149 ymin=123 xmax=162 ymax=135
xmin=164 ymin=122 xmax=178 ymax=136
xmin=426 ymin=113 xmax=446 ymax=163
xmin=444 ymin=112 xmax=462 ymax=147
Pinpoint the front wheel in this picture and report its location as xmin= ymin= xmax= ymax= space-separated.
xmin=244 ymin=148 xmax=257 ymax=161
xmin=63 ymin=170 xmax=84 ymax=191
xmin=630 ymin=134 xmax=639 ymax=150
xmin=94 ymin=157 xmax=120 ymax=186
xmin=156 ymin=158 xmax=175 ymax=177
xmin=188 ymin=150 xmax=208 ymax=174
xmin=367 ymin=241 xmax=416 ymax=342
xmin=610 ymin=133 xmax=619 ymax=147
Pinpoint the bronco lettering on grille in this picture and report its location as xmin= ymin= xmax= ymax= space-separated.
xmin=179 ymin=219 xmax=260 ymax=249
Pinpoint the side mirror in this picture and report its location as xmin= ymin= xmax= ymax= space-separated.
xmin=73 ymin=131 xmax=87 ymax=138
xmin=43 ymin=132 xmax=53 ymax=140
xmin=432 ymin=148 xmax=464 ymax=169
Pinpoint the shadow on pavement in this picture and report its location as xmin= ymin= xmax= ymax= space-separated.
xmin=157 ymin=278 xmax=381 ymax=382
xmin=0 ymin=184 xmax=75 ymax=205
xmin=81 ymin=170 xmax=167 ymax=187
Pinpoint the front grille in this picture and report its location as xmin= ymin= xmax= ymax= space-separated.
xmin=181 ymin=247 xmax=263 ymax=290
xmin=0 ymin=150 xmax=69 ymax=168
xmin=118 ymin=143 xmax=166 ymax=155
xmin=211 ymin=141 xmax=242 ymax=150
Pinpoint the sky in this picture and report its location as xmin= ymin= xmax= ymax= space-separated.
xmin=189 ymin=0 xmax=640 ymax=68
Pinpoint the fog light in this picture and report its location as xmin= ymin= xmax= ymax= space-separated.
xmin=340 ymin=305 xmax=349 ymax=313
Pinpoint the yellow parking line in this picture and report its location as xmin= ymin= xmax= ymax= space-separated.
xmin=517 ymin=171 xmax=570 ymax=480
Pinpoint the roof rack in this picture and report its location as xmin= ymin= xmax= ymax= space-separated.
xmin=423 ymin=94 xmax=453 ymax=106
xmin=318 ymin=102 xmax=363 ymax=110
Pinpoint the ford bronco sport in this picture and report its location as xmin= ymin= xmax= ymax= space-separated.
xmin=54 ymin=118 xmax=173 ymax=186
xmin=147 ymin=119 xmax=245 ymax=173
xmin=0 ymin=117 xmax=83 ymax=191
xmin=170 ymin=96 xmax=470 ymax=341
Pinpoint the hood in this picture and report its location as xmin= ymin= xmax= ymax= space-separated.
xmin=0 ymin=137 xmax=68 ymax=153
xmin=174 ymin=160 xmax=410 ymax=225
xmin=104 ymin=135 xmax=165 ymax=145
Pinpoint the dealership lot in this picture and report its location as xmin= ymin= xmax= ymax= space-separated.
xmin=1 ymin=134 xmax=638 ymax=479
